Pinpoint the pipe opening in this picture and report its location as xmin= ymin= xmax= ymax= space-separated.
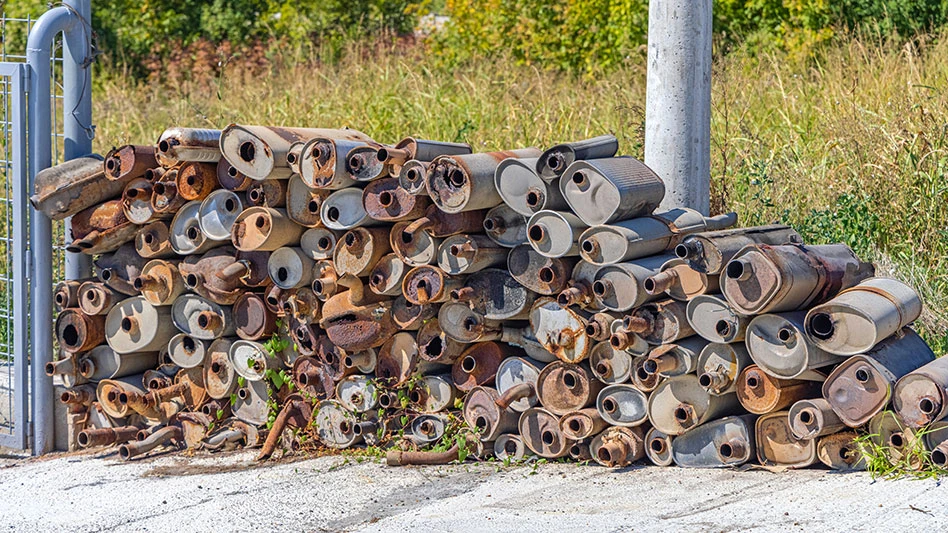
xmin=715 ymin=320 xmax=732 ymax=338
xmin=636 ymin=366 xmax=650 ymax=381
xmin=100 ymin=269 xmax=113 ymax=282
xmin=547 ymin=154 xmax=565 ymax=171
xmin=642 ymin=359 xmax=658 ymax=375
xmin=327 ymin=206 xmax=340 ymax=222
xmin=449 ymin=245 xmax=462 ymax=257
xmin=55 ymin=292 xmax=67 ymax=306
xmin=593 ymin=281 xmax=607 ymax=296
xmin=376 ymin=148 xmax=391 ymax=161
xmin=406 ymin=168 xmax=420 ymax=182
xmin=596 ymin=446 xmax=611 ymax=463
xmin=303 ymin=199 xmax=320 ymax=215
xmin=339 ymin=420 xmax=352 ymax=433
xmin=528 ymin=225 xmax=545 ymax=243
xmin=61 ymin=325 xmax=80 ymax=347
xmin=183 ymin=336 xmax=197 ymax=354
xmin=698 ymin=373 xmax=712 ymax=388
xmin=248 ymin=188 xmax=261 ymax=202
xmin=118 ymin=392 xmax=130 ymax=405
xmin=349 ymin=154 xmax=364 ymax=172
xmin=186 ymin=175 xmax=196 ymax=186
xmin=277 ymin=267 xmax=289 ymax=282
xmin=541 ymin=430 xmax=555 ymax=446
xmin=187 ymin=226 xmax=200 ymax=240
xmin=674 ymin=407 xmax=690 ymax=422
xmin=570 ymin=171 xmax=587 ymax=186
xmin=585 ymin=323 xmax=600 ymax=337
xmin=153 ymin=183 xmax=167 ymax=195
xmin=238 ymin=388 xmax=249 ymax=400
xmin=185 ymin=273 xmax=199 ymax=288
xmin=198 ymin=314 xmax=211 ymax=328
xmin=119 ymin=446 xmax=131 ymax=460
xmin=582 ymin=241 xmax=598 ymax=255
xmin=567 ymin=419 xmax=582 ymax=432
xmin=746 ymin=374 xmax=760 ymax=389
xmin=463 ymin=316 xmax=479 ymax=332
xmin=144 ymin=233 xmax=155 ymax=245
xmin=286 ymin=152 xmax=297 ymax=164
xmin=719 ymin=443 xmax=735 ymax=458
xmin=424 ymin=337 xmax=443 ymax=357
xmin=777 ymin=327 xmax=794 ymax=343
xmin=254 ymin=215 xmax=267 ymax=229
xmin=526 ymin=190 xmax=542 ymax=207
xmin=474 ymin=416 xmax=488 ymax=430
xmin=317 ymin=237 xmax=332 ymax=250
xmin=539 ymin=267 xmax=555 ymax=283
xmin=889 ymin=433 xmax=904 ymax=448
xmin=44 ymin=362 xmax=56 ymax=375
xmin=311 ymin=280 xmax=324 ymax=294
xmin=595 ymin=361 xmax=610 ymax=377
xmin=378 ymin=191 xmax=394 ymax=207
xmin=106 ymin=390 xmax=119 ymax=403
xmin=563 ymin=371 xmax=578 ymax=389
xmin=371 ymin=273 xmax=384 ymax=287
xmin=211 ymin=361 xmax=223 ymax=374
xmin=505 ymin=440 xmax=519 ymax=454
xmin=919 ymin=398 xmax=937 ymax=415
xmin=158 ymin=140 xmax=170 ymax=153
xmin=482 ymin=218 xmax=496 ymax=231
xmin=650 ymin=438 xmax=666 ymax=454
xmin=239 ymin=141 xmax=256 ymax=162
xmin=409 ymin=389 xmax=422 ymax=404
xmin=602 ymin=397 xmax=617 ymax=414
xmin=378 ymin=393 xmax=392 ymax=407
xmin=854 ymin=368 xmax=871 ymax=384
xmin=461 ymin=356 xmax=477 ymax=373
xmin=799 ymin=410 xmax=814 ymax=424
xmin=448 ymin=168 xmax=465 ymax=187
xmin=933 ymin=449 xmax=948 ymax=466
xmin=77 ymin=432 xmax=90 ymax=447
xmin=227 ymin=165 xmax=239 ymax=177
xmin=106 ymin=158 xmax=118 ymax=172
xmin=810 ymin=313 xmax=835 ymax=340
xmin=126 ymin=188 xmax=139 ymax=199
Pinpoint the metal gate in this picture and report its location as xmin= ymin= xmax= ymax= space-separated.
xmin=0 ymin=61 xmax=30 ymax=450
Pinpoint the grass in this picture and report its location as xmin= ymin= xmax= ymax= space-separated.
xmin=90 ymin=36 xmax=948 ymax=353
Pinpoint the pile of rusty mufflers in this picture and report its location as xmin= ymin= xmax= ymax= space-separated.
xmin=34 ymin=127 xmax=945 ymax=470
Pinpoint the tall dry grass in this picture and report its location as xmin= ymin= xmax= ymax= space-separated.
xmin=91 ymin=36 xmax=948 ymax=351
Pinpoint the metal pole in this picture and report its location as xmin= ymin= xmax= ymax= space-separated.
xmin=26 ymin=3 xmax=86 ymax=455
xmin=644 ymin=0 xmax=712 ymax=215
xmin=63 ymin=0 xmax=94 ymax=279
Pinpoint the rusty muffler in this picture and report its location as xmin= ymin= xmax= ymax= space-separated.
xmin=105 ymin=145 xmax=157 ymax=181
xmin=675 ymin=224 xmax=803 ymax=275
xmin=232 ymin=207 xmax=304 ymax=251
xmin=735 ymin=364 xmax=823 ymax=415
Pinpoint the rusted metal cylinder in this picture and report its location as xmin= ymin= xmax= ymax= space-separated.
xmin=256 ymin=394 xmax=314 ymax=459
xmin=817 ymin=431 xmax=866 ymax=471
xmin=507 ymin=245 xmax=576 ymax=296
xmin=321 ymin=187 xmax=376 ymax=230
xmin=588 ymin=342 xmax=635 ymax=384
xmin=675 ymin=224 xmax=803 ymax=275
xmin=386 ymin=444 xmax=461 ymax=466
xmin=408 ymin=413 xmax=450 ymax=446
xmin=519 ymin=407 xmax=573 ymax=459
xmin=578 ymin=209 xmax=736 ymax=266
xmin=246 ymin=179 xmax=287 ymax=208
xmin=494 ymin=434 xmax=530 ymax=462
xmin=156 ymin=127 xmax=221 ymax=166
xmin=56 ymin=309 xmax=105 ymax=354
xmin=391 ymin=220 xmax=442 ymax=266
xmin=44 ymin=354 xmax=87 ymax=388
xmin=755 ymin=411 xmax=818 ymax=468
xmin=869 ymin=410 xmax=922 ymax=467
xmin=735 ymin=364 xmax=822 ymax=415
xmin=286 ymin=141 xmax=305 ymax=175
xmin=336 ymin=374 xmax=378 ymax=412
xmin=437 ymin=302 xmax=503 ymax=343
xmin=179 ymin=251 xmax=245 ymax=305
xmin=198 ymin=190 xmax=245 ymax=241
xmin=369 ymin=253 xmax=409 ymax=296
xmin=217 ymin=156 xmax=254 ymax=191
xmin=686 ymin=294 xmax=749 ymax=344
xmin=453 ymin=268 xmax=537 ymax=321
xmin=417 ymin=319 xmax=465 ymax=365
xmin=452 ymin=341 xmax=510 ymax=392
xmin=285 ymin=174 xmax=331 ymax=228
xmin=483 ymin=204 xmax=528 ymax=248
xmin=408 ymin=374 xmax=457 ymax=413
xmin=591 ymin=426 xmax=646 ymax=468
xmin=645 ymin=258 xmax=719 ymax=301
xmin=290 ymin=357 xmax=335 ymax=400
xmin=641 ymin=337 xmax=709 ymax=378
xmin=77 ymin=281 xmax=124 ymax=316
xmin=167 ymin=333 xmax=210 ymax=369
xmin=560 ymin=408 xmax=610 ymax=441
xmin=96 ymin=375 xmax=150 ymax=419
xmin=392 ymin=296 xmax=437 ymax=331
xmin=60 ymin=384 xmax=96 ymax=407
xmin=671 ymin=414 xmax=757 ymax=468
xmin=556 ymin=261 xmax=603 ymax=310
xmin=171 ymin=294 xmax=235 ymax=340
xmin=136 ymin=220 xmax=176 ymax=259
xmin=105 ymin=145 xmax=157 ymax=181
xmin=301 ymin=227 xmax=342 ymax=260
xmin=283 ymin=288 xmax=321 ymax=324
xmin=204 ymin=337 xmax=238 ymax=400
xmin=123 ymin=178 xmax=163 ymax=225
xmin=233 ymin=293 xmax=277 ymax=342
xmin=54 ymin=279 xmax=86 ymax=311
xmin=620 ymin=298 xmax=694 ymax=345
xmin=221 ymin=125 xmax=371 ymax=180
xmin=232 ymin=207 xmax=303 ymax=251
xmin=78 ymin=425 xmax=141 ymax=448
xmin=722 ymin=243 xmax=875 ymax=315
xmin=66 ymin=199 xmax=141 ymax=255
xmin=585 ymin=311 xmax=620 ymax=344
xmin=95 ymin=243 xmax=147 ymax=296
xmin=536 ymin=361 xmax=603 ymax=415
xmin=402 ymin=265 xmax=463 ymax=305
xmin=648 ymin=375 xmax=742 ymax=435
xmin=501 ymin=326 xmax=557 ymax=362
xmin=893 ymin=355 xmax=948 ymax=429
xmin=560 ymin=156 xmax=665 ymax=225
xmin=135 ymin=259 xmax=185 ymax=306
xmin=334 ymin=227 xmax=392 ymax=277
xmin=363 ymin=177 xmax=429 ymax=221
xmin=170 ymin=200 xmax=226 ymax=255
xmin=398 ymin=160 xmax=430 ymax=195
xmin=386 ymin=137 xmax=472 ymax=174
xmin=788 ymin=398 xmax=845 ymax=440
xmin=31 ymin=155 xmax=128 ymax=221
xmin=300 ymin=137 xmax=368 ymax=189
xmin=746 ymin=312 xmax=845 ymax=379
xmin=267 ymin=247 xmax=315 ymax=289
xmin=631 ymin=356 xmax=663 ymax=393
xmin=347 ymin=144 xmax=388 ymax=182
xmin=695 ymin=342 xmax=752 ymax=396
xmin=176 ymin=161 xmax=219 ymax=201
xmin=495 ymin=157 xmax=569 ymax=215
xmin=825 ymin=329 xmax=934 ymax=427
xmin=311 ymin=260 xmax=342 ymax=301
xmin=529 ymin=297 xmax=592 ymax=364
xmin=438 ymin=235 xmax=507 ymax=275
xmin=78 ymin=345 xmax=157 ymax=381
xmin=805 ymin=277 xmax=922 ymax=356
xmin=233 ymin=380 xmax=270 ymax=427
xmin=463 ymin=386 xmax=519 ymax=441
xmin=537 ymin=135 xmax=619 ymax=180
xmin=426 ymin=148 xmax=541 ymax=213
xmin=645 ymin=427 xmax=675 ymax=466
xmin=596 ymin=384 xmax=649 ymax=426
xmin=150 ymin=175 xmax=188 ymax=216
xmin=592 ymin=254 xmax=672 ymax=312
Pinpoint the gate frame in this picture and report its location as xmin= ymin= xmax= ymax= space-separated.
xmin=0 ymin=61 xmax=30 ymax=451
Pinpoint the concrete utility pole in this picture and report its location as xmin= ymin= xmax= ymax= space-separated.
xmin=644 ymin=0 xmax=712 ymax=215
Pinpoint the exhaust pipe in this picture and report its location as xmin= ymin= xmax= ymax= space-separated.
xmin=591 ymin=254 xmax=674 ymax=312
xmin=590 ymin=426 xmax=646 ymax=468
xmin=686 ymin=294 xmax=750 ymax=344
xmin=595 ymin=384 xmax=649 ymax=427
xmin=363 ymin=177 xmax=429 ymax=221
xmin=426 ymin=148 xmax=541 ymax=213
xmin=507 ymin=244 xmax=576 ymax=295
xmin=695 ymin=342 xmax=752 ymax=396
xmin=735 ymin=364 xmax=823 ymax=415
xmin=268 ymin=247 xmax=316 ymax=289
xmin=136 ymin=220 xmax=176 ymax=259
xmin=526 ymin=210 xmax=587 ymax=258
xmin=528 ymin=298 xmax=592 ymax=364
xmin=299 ymin=137 xmax=369 ymax=189
xmin=54 ymin=279 xmax=85 ymax=311
xmin=301 ymin=227 xmax=342 ymax=260
xmin=156 ymin=127 xmax=221 ymax=166
xmin=334 ymin=227 xmax=392 ymax=277
xmin=518 ymin=407 xmax=573 ymax=459
xmin=320 ymin=187 xmax=374 ymax=230
xmin=620 ymin=298 xmax=694 ymax=345
xmin=286 ymin=175 xmax=331 ymax=228
xmin=402 ymin=265 xmax=464 ymax=305
xmin=136 ymin=259 xmax=185 ymax=306
xmin=483 ymin=204 xmax=528 ymax=248
xmin=176 ymin=161 xmax=219 ymax=201
xmin=671 ymin=414 xmax=757 ymax=468
xmin=369 ymin=253 xmax=409 ymax=296
xmin=648 ymin=374 xmax=742 ymax=435
xmin=452 ymin=341 xmax=509 ymax=392
xmin=755 ymin=411 xmax=818 ymax=468
xmin=535 ymin=361 xmax=603 ymax=415
xmin=231 ymin=207 xmax=304 ymax=251
xmin=246 ymin=178 xmax=287 ymax=208
xmin=494 ymin=157 xmax=568 ymax=215
xmin=104 ymin=144 xmax=157 ymax=181
xmin=745 ymin=312 xmax=845 ymax=379
xmin=675 ymin=224 xmax=802 ymax=275
xmin=56 ymin=309 xmax=105 ymax=354
xmin=537 ymin=135 xmax=618 ymax=180
xmin=788 ymin=398 xmax=845 ymax=440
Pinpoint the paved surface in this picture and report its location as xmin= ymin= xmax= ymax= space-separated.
xmin=1 ymin=450 xmax=947 ymax=532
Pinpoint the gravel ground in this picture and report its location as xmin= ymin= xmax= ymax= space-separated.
xmin=0 ymin=450 xmax=946 ymax=532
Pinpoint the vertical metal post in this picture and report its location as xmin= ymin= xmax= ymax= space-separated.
xmin=26 ymin=1 xmax=88 ymax=454
xmin=644 ymin=0 xmax=712 ymax=215
xmin=63 ymin=0 xmax=94 ymax=279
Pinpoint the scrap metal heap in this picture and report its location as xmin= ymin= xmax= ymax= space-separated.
xmin=34 ymin=127 xmax=942 ymax=470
